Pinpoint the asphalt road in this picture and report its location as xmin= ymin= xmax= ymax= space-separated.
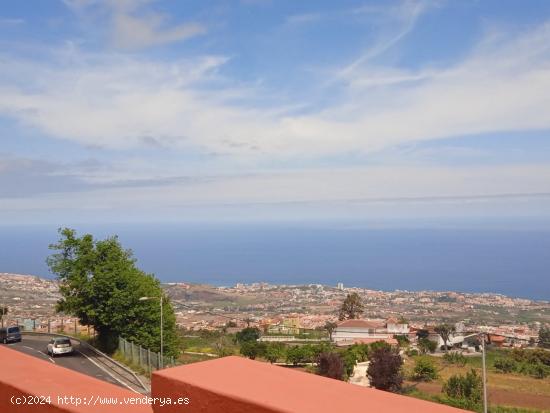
xmin=3 ymin=336 xmax=127 ymax=390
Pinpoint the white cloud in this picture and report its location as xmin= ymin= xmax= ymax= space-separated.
xmin=64 ymin=0 xmax=206 ymax=49
xmin=2 ymin=163 xmax=550 ymax=224
xmin=1 ymin=18 xmax=550 ymax=159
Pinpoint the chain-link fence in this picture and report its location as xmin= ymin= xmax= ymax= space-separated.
xmin=118 ymin=337 xmax=176 ymax=372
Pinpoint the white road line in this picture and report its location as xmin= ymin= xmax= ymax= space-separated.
xmin=49 ymin=357 xmax=56 ymax=363
xmin=23 ymin=345 xmax=34 ymax=350
xmin=76 ymin=350 xmax=140 ymax=394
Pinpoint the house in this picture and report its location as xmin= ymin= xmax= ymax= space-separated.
xmin=267 ymin=317 xmax=301 ymax=335
xmin=332 ymin=320 xmax=393 ymax=345
xmin=386 ymin=317 xmax=409 ymax=334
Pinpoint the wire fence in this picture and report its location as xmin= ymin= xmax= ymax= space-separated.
xmin=118 ymin=337 xmax=176 ymax=373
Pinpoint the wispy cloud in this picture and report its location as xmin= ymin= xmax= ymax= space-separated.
xmin=64 ymin=0 xmax=206 ymax=49
xmin=284 ymin=13 xmax=323 ymax=26
xmin=2 ymin=19 xmax=550 ymax=158
xmin=0 ymin=18 xmax=25 ymax=26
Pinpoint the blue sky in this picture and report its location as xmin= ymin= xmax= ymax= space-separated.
xmin=1 ymin=0 xmax=550 ymax=225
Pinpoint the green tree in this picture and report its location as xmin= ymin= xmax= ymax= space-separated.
xmin=47 ymin=228 xmax=179 ymax=356
xmin=412 ymin=357 xmax=438 ymax=382
xmin=416 ymin=329 xmax=430 ymax=339
xmin=240 ymin=341 xmax=265 ymax=360
xmin=286 ymin=345 xmax=310 ymax=365
xmin=338 ymin=292 xmax=364 ymax=321
xmin=235 ymin=327 xmax=261 ymax=343
xmin=367 ymin=346 xmax=403 ymax=392
xmin=394 ymin=335 xmax=409 ymax=347
xmin=539 ymin=326 xmax=550 ymax=349
xmin=264 ymin=342 xmax=286 ymax=363
xmin=324 ymin=321 xmax=338 ymax=341
xmin=418 ymin=338 xmax=437 ymax=354
xmin=435 ymin=324 xmax=456 ymax=352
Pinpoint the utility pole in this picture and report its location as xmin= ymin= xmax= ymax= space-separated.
xmin=481 ymin=333 xmax=488 ymax=413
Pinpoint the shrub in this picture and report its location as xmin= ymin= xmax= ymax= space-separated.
xmin=412 ymin=357 xmax=438 ymax=382
xmin=443 ymin=352 xmax=467 ymax=366
xmin=406 ymin=348 xmax=419 ymax=357
xmin=418 ymin=338 xmax=437 ymax=354
xmin=367 ymin=346 xmax=403 ymax=392
xmin=317 ymin=352 xmax=345 ymax=380
xmin=395 ymin=335 xmax=410 ymax=347
xmin=443 ymin=369 xmax=482 ymax=405
xmin=493 ymin=357 xmax=516 ymax=373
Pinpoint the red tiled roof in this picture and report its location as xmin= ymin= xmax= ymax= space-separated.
xmin=152 ymin=356 xmax=469 ymax=413
xmin=337 ymin=319 xmax=385 ymax=329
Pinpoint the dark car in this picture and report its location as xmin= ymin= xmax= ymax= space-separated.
xmin=0 ymin=326 xmax=22 ymax=344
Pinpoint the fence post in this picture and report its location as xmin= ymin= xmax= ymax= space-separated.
xmin=158 ymin=352 xmax=161 ymax=370
xmin=147 ymin=348 xmax=151 ymax=372
xmin=139 ymin=346 xmax=143 ymax=370
xmin=48 ymin=319 xmax=50 ymax=334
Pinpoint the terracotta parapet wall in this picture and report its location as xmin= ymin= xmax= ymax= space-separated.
xmin=152 ymin=355 xmax=469 ymax=413
xmin=0 ymin=346 xmax=152 ymax=413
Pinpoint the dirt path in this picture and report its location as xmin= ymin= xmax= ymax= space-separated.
xmin=407 ymin=381 xmax=550 ymax=411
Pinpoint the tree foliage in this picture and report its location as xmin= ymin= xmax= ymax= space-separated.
xmin=435 ymin=324 xmax=456 ymax=351
xmin=367 ymin=346 xmax=403 ymax=392
xmin=338 ymin=292 xmax=364 ymax=321
xmin=264 ymin=342 xmax=286 ymax=363
xmin=235 ymin=327 xmax=261 ymax=344
xmin=416 ymin=329 xmax=430 ymax=339
xmin=418 ymin=338 xmax=437 ymax=354
xmin=47 ymin=228 xmax=180 ymax=355
xmin=324 ymin=321 xmax=338 ymax=340
xmin=317 ymin=352 xmax=345 ymax=380
xmin=240 ymin=341 xmax=265 ymax=360
xmin=539 ymin=326 xmax=550 ymax=349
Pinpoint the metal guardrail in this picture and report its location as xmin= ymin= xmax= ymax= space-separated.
xmin=21 ymin=331 xmax=149 ymax=394
xmin=118 ymin=337 xmax=176 ymax=373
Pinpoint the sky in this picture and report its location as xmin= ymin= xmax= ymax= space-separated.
xmin=1 ymin=0 xmax=550 ymax=225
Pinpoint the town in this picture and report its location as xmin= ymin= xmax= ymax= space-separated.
xmin=2 ymin=272 xmax=547 ymax=348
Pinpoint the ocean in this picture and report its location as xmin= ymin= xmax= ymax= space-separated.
xmin=1 ymin=222 xmax=549 ymax=300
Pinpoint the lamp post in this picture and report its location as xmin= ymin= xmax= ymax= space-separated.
xmin=139 ymin=295 xmax=163 ymax=368
xmin=480 ymin=332 xmax=488 ymax=413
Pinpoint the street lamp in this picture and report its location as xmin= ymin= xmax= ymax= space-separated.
xmin=480 ymin=332 xmax=488 ymax=413
xmin=139 ymin=295 xmax=163 ymax=368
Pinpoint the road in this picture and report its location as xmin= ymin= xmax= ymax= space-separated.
xmin=3 ymin=335 xmax=132 ymax=391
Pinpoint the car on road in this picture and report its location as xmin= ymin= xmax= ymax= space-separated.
xmin=0 ymin=326 xmax=22 ymax=344
xmin=47 ymin=337 xmax=74 ymax=357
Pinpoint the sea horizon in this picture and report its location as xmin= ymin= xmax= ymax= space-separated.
xmin=2 ymin=221 xmax=549 ymax=301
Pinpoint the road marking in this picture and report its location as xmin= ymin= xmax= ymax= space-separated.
xmin=76 ymin=350 xmax=140 ymax=394
xmin=23 ymin=345 xmax=34 ymax=350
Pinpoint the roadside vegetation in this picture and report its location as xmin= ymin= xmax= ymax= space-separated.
xmin=48 ymin=228 xmax=180 ymax=356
